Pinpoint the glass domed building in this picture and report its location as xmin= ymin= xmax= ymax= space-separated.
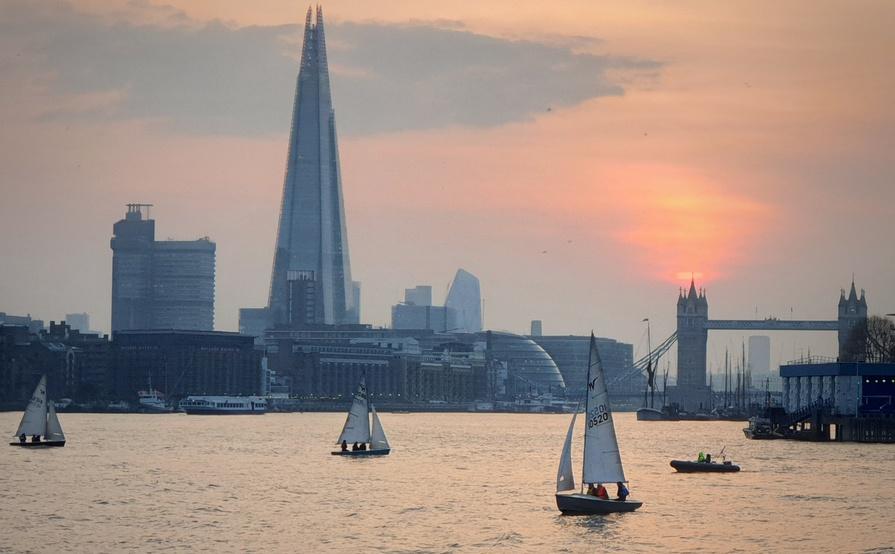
xmin=484 ymin=331 xmax=566 ymax=395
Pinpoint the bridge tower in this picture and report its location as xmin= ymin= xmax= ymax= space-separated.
xmin=838 ymin=280 xmax=867 ymax=358
xmin=674 ymin=278 xmax=710 ymax=409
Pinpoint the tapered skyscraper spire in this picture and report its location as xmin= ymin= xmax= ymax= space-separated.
xmin=268 ymin=5 xmax=357 ymax=326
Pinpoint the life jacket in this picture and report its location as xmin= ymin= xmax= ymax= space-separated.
xmin=596 ymin=485 xmax=608 ymax=499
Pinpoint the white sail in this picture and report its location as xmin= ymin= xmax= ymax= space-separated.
xmin=14 ymin=375 xmax=48 ymax=437
xmin=370 ymin=405 xmax=390 ymax=450
xmin=45 ymin=402 xmax=65 ymax=442
xmin=336 ymin=378 xmax=371 ymax=444
xmin=582 ymin=335 xmax=627 ymax=484
xmin=556 ymin=412 xmax=577 ymax=492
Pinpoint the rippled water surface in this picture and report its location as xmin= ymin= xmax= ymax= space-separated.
xmin=1 ymin=412 xmax=893 ymax=553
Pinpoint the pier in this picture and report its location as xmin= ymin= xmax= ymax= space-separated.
xmin=772 ymin=361 xmax=895 ymax=443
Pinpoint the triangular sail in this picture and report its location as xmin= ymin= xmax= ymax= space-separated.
xmin=583 ymin=334 xmax=627 ymax=484
xmin=14 ymin=375 xmax=48 ymax=437
xmin=336 ymin=378 xmax=371 ymax=444
xmin=370 ymin=405 xmax=389 ymax=450
xmin=46 ymin=402 xmax=65 ymax=441
xmin=556 ymin=412 xmax=577 ymax=492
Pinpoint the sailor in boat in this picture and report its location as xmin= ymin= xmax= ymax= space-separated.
xmin=587 ymin=483 xmax=609 ymax=499
xmin=19 ymin=433 xmax=26 ymax=445
xmin=31 ymin=434 xmax=41 ymax=443
xmin=341 ymin=440 xmax=348 ymax=452
xmin=616 ymin=482 xmax=629 ymax=501
xmin=352 ymin=441 xmax=359 ymax=451
xmin=697 ymin=451 xmax=705 ymax=462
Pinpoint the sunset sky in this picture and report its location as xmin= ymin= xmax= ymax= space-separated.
xmin=1 ymin=1 xmax=893 ymax=372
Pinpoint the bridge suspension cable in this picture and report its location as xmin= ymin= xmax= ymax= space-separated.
xmin=607 ymin=331 xmax=678 ymax=387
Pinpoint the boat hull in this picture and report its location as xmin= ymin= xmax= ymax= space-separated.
xmin=636 ymin=408 xmax=666 ymax=421
xmin=331 ymin=448 xmax=390 ymax=456
xmin=183 ymin=408 xmax=266 ymax=415
xmin=8 ymin=440 xmax=66 ymax=448
xmin=670 ymin=460 xmax=740 ymax=473
xmin=743 ymin=428 xmax=783 ymax=440
xmin=555 ymin=493 xmax=642 ymax=514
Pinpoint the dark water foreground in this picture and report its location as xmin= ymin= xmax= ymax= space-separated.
xmin=1 ymin=413 xmax=892 ymax=552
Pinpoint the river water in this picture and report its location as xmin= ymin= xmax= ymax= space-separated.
xmin=1 ymin=412 xmax=893 ymax=553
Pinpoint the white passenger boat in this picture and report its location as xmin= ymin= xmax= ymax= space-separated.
xmin=137 ymin=389 xmax=174 ymax=413
xmin=181 ymin=396 xmax=268 ymax=415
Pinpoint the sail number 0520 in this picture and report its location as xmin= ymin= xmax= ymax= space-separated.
xmin=588 ymin=404 xmax=610 ymax=428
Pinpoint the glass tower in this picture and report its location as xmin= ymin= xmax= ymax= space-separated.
xmin=268 ymin=6 xmax=357 ymax=326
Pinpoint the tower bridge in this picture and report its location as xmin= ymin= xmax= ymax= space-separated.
xmin=669 ymin=278 xmax=867 ymax=411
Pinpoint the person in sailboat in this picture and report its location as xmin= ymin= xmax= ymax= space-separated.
xmin=616 ymin=482 xmax=629 ymax=501
xmin=19 ymin=433 xmax=26 ymax=445
xmin=341 ymin=439 xmax=348 ymax=452
xmin=31 ymin=434 xmax=41 ymax=443
xmin=359 ymin=442 xmax=366 ymax=451
xmin=594 ymin=483 xmax=609 ymax=500
xmin=697 ymin=451 xmax=705 ymax=463
xmin=352 ymin=441 xmax=359 ymax=451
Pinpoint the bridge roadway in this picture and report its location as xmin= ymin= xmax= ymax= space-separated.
xmin=704 ymin=319 xmax=839 ymax=331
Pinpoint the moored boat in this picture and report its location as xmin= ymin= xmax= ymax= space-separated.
xmin=331 ymin=376 xmax=390 ymax=456
xmin=138 ymin=389 xmax=174 ymax=413
xmin=670 ymin=460 xmax=740 ymax=473
xmin=181 ymin=396 xmax=267 ymax=415
xmin=635 ymin=407 xmax=665 ymax=421
xmin=9 ymin=375 xmax=66 ymax=448
xmin=743 ymin=416 xmax=784 ymax=439
xmin=555 ymin=333 xmax=642 ymax=515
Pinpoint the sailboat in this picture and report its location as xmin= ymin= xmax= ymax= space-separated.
xmin=9 ymin=375 xmax=66 ymax=448
xmin=556 ymin=334 xmax=641 ymax=514
xmin=331 ymin=376 xmax=390 ymax=456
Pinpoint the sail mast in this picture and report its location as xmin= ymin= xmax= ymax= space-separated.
xmin=647 ymin=319 xmax=653 ymax=409
xmin=581 ymin=332 xmax=594 ymax=492
xmin=365 ymin=368 xmax=372 ymax=444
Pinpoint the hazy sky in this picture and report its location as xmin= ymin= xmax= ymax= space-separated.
xmin=1 ymin=0 xmax=893 ymax=373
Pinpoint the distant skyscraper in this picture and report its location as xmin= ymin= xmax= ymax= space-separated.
xmin=404 ymin=286 xmax=433 ymax=307
xmin=267 ymin=7 xmax=357 ymax=327
xmin=111 ymin=204 xmax=215 ymax=332
xmin=445 ymin=269 xmax=482 ymax=332
xmin=747 ymin=335 xmax=771 ymax=385
xmin=65 ymin=313 xmax=90 ymax=333
xmin=530 ymin=320 xmax=543 ymax=337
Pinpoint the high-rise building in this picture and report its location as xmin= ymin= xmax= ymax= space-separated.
xmin=267 ymin=7 xmax=357 ymax=328
xmin=65 ymin=313 xmax=90 ymax=334
xmin=530 ymin=320 xmax=543 ymax=337
xmin=445 ymin=269 xmax=482 ymax=333
xmin=748 ymin=335 xmax=771 ymax=386
xmin=151 ymin=240 xmax=216 ymax=330
xmin=404 ymin=286 xmax=433 ymax=307
xmin=391 ymin=285 xmax=456 ymax=331
xmin=111 ymin=204 xmax=215 ymax=331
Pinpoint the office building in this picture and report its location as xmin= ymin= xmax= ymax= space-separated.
xmin=110 ymin=204 xmax=215 ymax=331
xmin=445 ymin=269 xmax=482 ymax=332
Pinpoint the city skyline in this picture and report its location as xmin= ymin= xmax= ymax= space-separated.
xmin=1 ymin=1 xmax=893 ymax=362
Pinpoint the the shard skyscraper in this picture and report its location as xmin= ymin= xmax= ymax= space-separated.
xmin=267 ymin=6 xmax=358 ymax=327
